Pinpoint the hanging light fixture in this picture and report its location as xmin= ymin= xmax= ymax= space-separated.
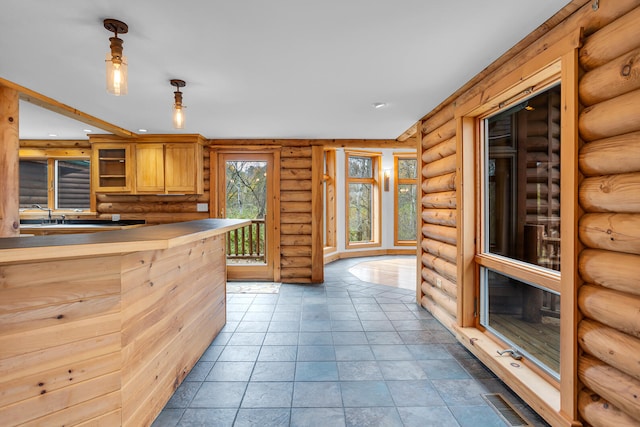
xmin=170 ymin=79 xmax=186 ymax=129
xmin=104 ymin=19 xmax=128 ymax=96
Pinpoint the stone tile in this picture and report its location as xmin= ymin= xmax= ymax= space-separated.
xmin=234 ymin=408 xmax=290 ymax=427
xmin=293 ymin=381 xmax=342 ymax=407
xmin=457 ymin=358 xmax=497 ymax=379
xmin=344 ymin=407 xmax=403 ymax=427
xmin=268 ymin=321 xmax=300 ymax=332
xmin=258 ymin=345 xmax=297 ymax=361
xmin=290 ymin=408 xmax=346 ymax=427
xmin=295 ymin=361 xmax=339 ymax=381
xmin=406 ymin=344 xmax=452 ymax=360
xmin=397 ymin=406 xmax=459 ymax=427
xmin=330 ymin=320 xmax=364 ymax=332
xmin=251 ymin=361 xmax=296 ymax=382
xmin=226 ymin=332 xmax=265 ymax=346
xmin=329 ymin=311 xmax=360 ymax=321
xmin=263 ymin=332 xmax=299 ymax=346
xmin=392 ymin=319 xmax=428 ymax=331
xmin=190 ymin=382 xmax=246 ymax=408
xmin=301 ymin=310 xmax=331 ymax=321
xmin=337 ymin=361 xmax=383 ymax=381
xmin=177 ymin=408 xmax=237 ymax=427
xmin=297 ymin=345 xmax=336 ymax=361
xmin=206 ymin=361 xmax=254 ymax=382
xmin=271 ymin=310 xmax=301 ymax=321
xmin=151 ymin=408 xmax=183 ymax=427
xmin=217 ymin=346 xmax=261 ymax=362
xmin=378 ymin=360 xmax=428 ymax=380
xmin=431 ymin=379 xmax=490 ymax=406
xmin=365 ymin=331 xmax=404 ymax=345
xmin=241 ymin=382 xmax=293 ymax=408
xmin=334 ymin=345 xmax=375 ymax=361
xmin=184 ymin=361 xmax=213 ymax=382
xmin=420 ymin=359 xmax=472 ymax=380
xmin=332 ymin=331 xmax=368 ymax=345
xmin=356 ymin=311 xmax=388 ymax=321
xmin=370 ymin=344 xmax=414 ymax=360
xmin=298 ymin=331 xmax=333 ymax=345
xmin=386 ymin=380 xmax=445 ymax=407
xmin=165 ymin=382 xmax=201 ymax=408
xmin=300 ymin=320 xmax=332 ymax=332
xmin=199 ymin=345 xmax=224 ymax=362
xmin=450 ymin=405 xmax=508 ymax=427
xmin=240 ymin=311 xmax=273 ymax=322
xmin=340 ymin=381 xmax=394 ymax=407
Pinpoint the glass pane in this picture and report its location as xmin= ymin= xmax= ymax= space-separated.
xmin=225 ymin=161 xmax=267 ymax=264
xmin=348 ymin=183 xmax=372 ymax=243
xmin=398 ymin=158 xmax=417 ymax=179
xmin=481 ymin=268 xmax=560 ymax=378
xmin=19 ymin=160 xmax=48 ymax=208
xmin=348 ymin=156 xmax=372 ymax=178
xmin=397 ymin=184 xmax=417 ymax=241
xmin=57 ymin=160 xmax=90 ymax=209
xmin=485 ymin=85 xmax=561 ymax=271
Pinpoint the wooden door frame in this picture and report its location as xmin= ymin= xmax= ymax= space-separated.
xmin=210 ymin=148 xmax=281 ymax=282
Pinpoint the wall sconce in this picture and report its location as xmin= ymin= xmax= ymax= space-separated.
xmin=170 ymin=79 xmax=186 ymax=129
xmin=383 ymin=169 xmax=391 ymax=192
xmin=104 ymin=19 xmax=128 ymax=96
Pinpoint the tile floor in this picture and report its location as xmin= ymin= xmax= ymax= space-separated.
xmin=152 ymin=256 xmax=549 ymax=427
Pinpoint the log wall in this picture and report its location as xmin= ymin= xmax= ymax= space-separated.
xmin=416 ymin=1 xmax=640 ymax=425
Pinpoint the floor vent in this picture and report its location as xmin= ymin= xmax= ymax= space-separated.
xmin=482 ymin=393 xmax=532 ymax=426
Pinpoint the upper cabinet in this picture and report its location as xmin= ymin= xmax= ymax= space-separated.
xmin=92 ymin=143 xmax=133 ymax=192
xmin=90 ymin=135 xmax=205 ymax=195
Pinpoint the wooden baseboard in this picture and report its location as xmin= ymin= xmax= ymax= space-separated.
xmin=323 ymin=248 xmax=416 ymax=264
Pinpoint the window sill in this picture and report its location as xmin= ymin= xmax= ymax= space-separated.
xmin=452 ymin=326 xmax=577 ymax=427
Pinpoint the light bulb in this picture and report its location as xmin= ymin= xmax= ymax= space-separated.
xmin=106 ymin=53 xmax=128 ymax=95
xmin=173 ymin=105 xmax=185 ymax=129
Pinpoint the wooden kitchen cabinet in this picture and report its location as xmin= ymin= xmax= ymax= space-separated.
xmin=90 ymin=135 xmax=204 ymax=195
xmin=135 ymin=141 xmax=203 ymax=194
xmin=91 ymin=143 xmax=133 ymax=192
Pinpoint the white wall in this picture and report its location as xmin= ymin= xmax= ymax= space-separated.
xmin=332 ymin=148 xmax=416 ymax=255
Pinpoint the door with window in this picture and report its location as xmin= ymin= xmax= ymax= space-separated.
xmin=478 ymin=84 xmax=562 ymax=380
xmin=216 ymin=152 xmax=276 ymax=281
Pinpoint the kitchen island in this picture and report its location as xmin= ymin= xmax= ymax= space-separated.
xmin=0 ymin=219 xmax=249 ymax=426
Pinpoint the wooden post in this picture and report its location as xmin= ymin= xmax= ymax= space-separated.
xmin=310 ymin=145 xmax=324 ymax=283
xmin=0 ymin=86 xmax=20 ymax=237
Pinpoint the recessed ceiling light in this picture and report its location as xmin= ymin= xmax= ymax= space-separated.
xmin=83 ymin=129 xmax=92 ymax=133
xmin=48 ymin=133 xmax=57 ymax=137
xmin=138 ymin=128 xmax=148 ymax=133
xmin=372 ymin=102 xmax=387 ymax=109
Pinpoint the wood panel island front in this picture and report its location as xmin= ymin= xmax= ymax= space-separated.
xmin=0 ymin=219 xmax=249 ymax=426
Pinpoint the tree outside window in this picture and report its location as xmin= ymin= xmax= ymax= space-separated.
xmin=394 ymin=154 xmax=418 ymax=245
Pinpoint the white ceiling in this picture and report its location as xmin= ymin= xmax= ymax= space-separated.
xmin=2 ymin=0 xmax=572 ymax=140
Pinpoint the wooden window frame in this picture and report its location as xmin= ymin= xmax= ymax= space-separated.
xmin=454 ymin=30 xmax=580 ymax=427
xmin=323 ymin=149 xmax=337 ymax=254
xmin=345 ymin=150 xmax=382 ymax=250
xmin=393 ymin=152 xmax=418 ymax=246
xmin=18 ymin=149 xmax=95 ymax=214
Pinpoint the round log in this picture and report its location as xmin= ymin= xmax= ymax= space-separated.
xmin=579 ymin=318 xmax=640 ymax=382
xmin=422 ymin=154 xmax=456 ymax=179
xmin=422 ymin=119 xmax=456 ymax=151
xmin=579 ymin=213 xmax=640 ymax=255
xmin=422 ymin=223 xmax=457 ymax=245
xmin=423 ymin=172 xmax=456 ymax=193
xmin=421 ymin=252 xmax=456 ymax=282
xmin=421 ymin=282 xmax=457 ymax=319
xmin=420 ymin=104 xmax=455 ymax=136
xmin=579 ymin=173 xmax=640 ymax=213
xmin=580 ymin=46 xmax=640 ymax=106
xmin=578 ymin=88 xmax=640 ymax=141
xmin=421 ymin=294 xmax=456 ymax=327
xmin=421 ymin=239 xmax=457 ymax=264
xmin=421 ymin=208 xmax=457 ymax=227
xmin=422 ymin=137 xmax=456 ymax=163
xmin=579 ymin=284 xmax=640 ymax=339
xmin=578 ymin=354 xmax=640 ymax=423
xmin=280 ymin=223 xmax=312 ymax=235
xmin=579 ymin=131 xmax=640 ymax=176
xmin=422 ymin=191 xmax=456 ymax=209
xmin=579 ymin=249 xmax=640 ymax=296
xmin=579 ymin=6 xmax=640 ymax=71
xmin=421 ymin=267 xmax=457 ymax=298
xmin=578 ymin=389 xmax=639 ymax=427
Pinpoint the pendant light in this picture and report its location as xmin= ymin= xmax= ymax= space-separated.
xmin=170 ymin=79 xmax=186 ymax=129
xmin=104 ymin=19 xmax=128 ymax=96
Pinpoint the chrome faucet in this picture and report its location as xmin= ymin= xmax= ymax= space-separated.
xmin=497 ymin=349 xmax=523 ymax=360
xmin=31 ymin=204 xmax=52 ymax=221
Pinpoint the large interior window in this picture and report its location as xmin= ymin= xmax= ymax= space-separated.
xmin=394 ymin=154 xmax=418 ymax=245
xmin=345 ymin=151 xmax=381 ymax=248
xmin=479 ymin=84 xmax=561 ymax=379
xmin=19 ymin=159 xmax=91 ymax=211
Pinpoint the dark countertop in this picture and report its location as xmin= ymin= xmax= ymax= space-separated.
xmin=0 ymin=219 xmax=250 ymax=263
